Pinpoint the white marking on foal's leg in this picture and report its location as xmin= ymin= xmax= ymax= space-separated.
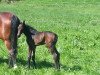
xmin=14 ymin=64 xmax=17 ymax=69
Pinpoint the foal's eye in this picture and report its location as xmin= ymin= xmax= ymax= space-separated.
xmin=18 ymin=25 xmax=22 ymax=29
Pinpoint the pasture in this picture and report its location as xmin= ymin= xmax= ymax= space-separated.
xmin=0 ymin=0 xmax=100 ymax=75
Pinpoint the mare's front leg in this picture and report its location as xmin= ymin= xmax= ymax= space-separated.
xmin=4 ymin=40 xmax=17 ymax=68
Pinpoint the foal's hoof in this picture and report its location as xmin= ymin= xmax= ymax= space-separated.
xmin=25 ymin=65 xmax=30 ymax=69
xmin=8 ymin=66 xmax=12 ymax=69
xmin=33 ymin=66 xmax=37 ymax=69
xmin=8 ymin=65 xmax=13 ymax=68
xmin=57 ymin=68 xmax=60 ymax=71
xmin=55 ymin=65 xmax=60 ymax=70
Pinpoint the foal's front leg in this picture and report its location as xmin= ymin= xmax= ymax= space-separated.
xmin=27 ymin=47 xmax=32 ymax=68
xmin=32 ymin=46 xmax=36 ymax=69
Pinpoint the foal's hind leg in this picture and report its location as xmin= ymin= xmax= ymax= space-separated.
xmin=51 ymin=46 xmax=60 ymax=69
xmin=46 ymin=43 xmax=60 ymax=69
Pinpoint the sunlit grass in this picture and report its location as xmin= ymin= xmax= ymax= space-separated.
xmin=0 ymin=0 xmax=100 ymax=75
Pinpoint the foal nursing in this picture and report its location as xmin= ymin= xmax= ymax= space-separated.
xmin=17 ymin=21 xmax=60 ymax=69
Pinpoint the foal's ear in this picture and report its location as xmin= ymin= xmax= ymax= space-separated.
xmin=23 ymin=20 xmax=25 ymax=25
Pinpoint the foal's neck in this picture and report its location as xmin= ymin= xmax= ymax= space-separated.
xmin=23 ymin=25 xmax=38 ymax=39
xmin=23 ymin=25 xmax=32 ymax=39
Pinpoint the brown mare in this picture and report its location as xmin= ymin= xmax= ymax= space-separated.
xmin=0 ymin=12 xmax=20 ymax=68
xmin=17 ymin=21 xmax=60 ymax=69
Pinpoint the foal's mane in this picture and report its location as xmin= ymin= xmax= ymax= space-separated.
xmin=24 ymin=24 xmax=39 ymax=35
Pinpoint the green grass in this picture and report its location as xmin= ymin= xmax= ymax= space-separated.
xmin=0 ymin=0 xmax=100 ymax=75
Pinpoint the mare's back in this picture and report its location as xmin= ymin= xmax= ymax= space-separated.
xmin=0 ymin=12 xmax=13 ymax=21
xmin=0 ymin=12 xmax=13 ymax=39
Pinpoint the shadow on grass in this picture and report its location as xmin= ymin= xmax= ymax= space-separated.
xmin=61 ymin=64 xmax=82 ymax=71
xmin=17 ymin=59 xmax=82 ymax=71
xmin=0 ymin=57 xmax=53 ymax=69
xmin=0 ymin=57 xmax=82 ymax=71
xmin=0 ymin=57 xmax=27 ymax=66
xmin=36 ymin=60 xmax=53 ymax=69
xmin=0 ymin=57 xmax=8 ymax=64
xmin=17 ymin=58 xmax=26 ymax=66
xmin=17 ymin=59 xmax=53 ymax=69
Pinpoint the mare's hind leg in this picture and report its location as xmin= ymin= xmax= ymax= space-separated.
xmin=4 ymin=40 xmax=17 ymax=68
xmin=32 ymin=46 xmax=36 ymax=68
xmin=46 ymin=43 xmax=60 ymax=69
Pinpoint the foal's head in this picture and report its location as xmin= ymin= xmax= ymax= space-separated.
xmin=17 ymin=21 xmax=25 ymax=38
xmin=17 ymin=21 xmax=38 ymax=38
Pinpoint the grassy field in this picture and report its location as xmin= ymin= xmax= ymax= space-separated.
xmin=0 ymin=0 xmax=100 ymax=75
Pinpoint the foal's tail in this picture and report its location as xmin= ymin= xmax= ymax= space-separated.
xmin=10 ymin=15 xmax=20 ymax=53
xmin=53 ymin=33 xmax=60 ymax=69
xmin=53 ymin=33 xmax=58 ymax=45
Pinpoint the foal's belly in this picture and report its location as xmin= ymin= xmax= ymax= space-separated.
xmin=34 ymin=37 xmax=44 ymax=45
xmin=32 ymin=34 xmax=44 ymax=45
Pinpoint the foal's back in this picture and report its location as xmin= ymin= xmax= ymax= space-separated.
xmin=32 ymin=31 xmax=57 ymax=46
